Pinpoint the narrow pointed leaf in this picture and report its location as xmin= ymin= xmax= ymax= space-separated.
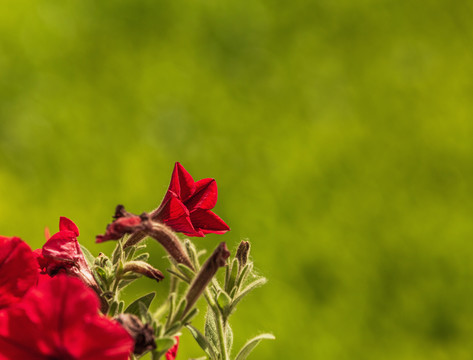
xmin=229 ymin=278 xmax=267 ymax=315
xmin=80 ymin=244 xmax=96 ymax=268
xmin=205 ymin=306 xmax=220 ymax=352
xmin=125 ymin=292 xmax=156 ymax=316
xmin=133 ymin=252 xmax=150 ymax=262
xmin=111 ymin=240 xmax=123 ymax=264
xmin=186 ymin=324 xmax=218 ymax=360
xmin=235 ymin=334 xmax=275 ymax=360
xmin=181 ymin=308 xmax=199 ymax=324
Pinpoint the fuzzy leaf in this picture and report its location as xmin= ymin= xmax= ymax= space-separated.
xmin=80 ymin=244 xmax=96 ymax=268
xmin=155 ymin=337 xmax=176 ymax=353
xmin=235 ymin=263 xmax=252 ymax=292
xmin=186 ymin=324 xmax=218 ymax=360
xmin=225 ymin=258 xmax=239 ymax=293
xmin=181 ymin=308 xmax=199 ymax=324
xmin=139 ymin=301 xmax=152 ymax=324
xmin=117 ymin=300 xmax=124 ymax=314
xmin=177 ymin=263 xmax=194 ymax=281
xmin=174 ymin=298 xmax=187 ymax=321
xmin=205 ymin=306 xmax=220 ymax=353
xmin=185 ymin=239 xmax=200 ymax=267
xmin=108 ymin=300 xmax=119 ymax=317
xmin=125 ymin=292 xmax=156 ymax=316
xmin=111 ymin=240 xmax=123 ymax=264
xmin=225 ymin=322 xmax=233 ymax=355
xmin=95 ymin=266 xmax=108 ymax=283
xmin=165 ymin=321 xmax=181 ymax=336
xmin=167 ymin=268 xmax=191 ymax=283
xmin=217 ymin=291 xmax=231 ymax=312
xmin=229 ymin=278 xmax=267 ymax=315
xmin=133 ymin=252 xmax=150 ymax=262
xmin=124 ymin=245 xmax=136 ymax=261
xmin=234 ymin=334 xmax=275 ymax=360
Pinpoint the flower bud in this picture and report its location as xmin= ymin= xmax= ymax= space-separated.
xmin=115 ymin=313 xmax=156 ymax=355
xmin=183 ymin=242 xmax=230 ymax=316
xmin=123 ymin=261 xmax=164 ymax=282
xmin=236 ymin=240 xmax=250 ymax=268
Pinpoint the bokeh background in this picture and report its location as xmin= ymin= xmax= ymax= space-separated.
xmin=2 ymin=0 xmax=473 ymax=359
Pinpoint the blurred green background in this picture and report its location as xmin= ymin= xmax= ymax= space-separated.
xmin=1 ymin=0 xmax=473 ymax=359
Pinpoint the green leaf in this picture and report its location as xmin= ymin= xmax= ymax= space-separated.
xmin=95 ymin=266 xmax=108 ymax=283
xmin=155 ymin=337 xmax=176 ymax=352
xmin=111 ymin=240 xmax=123 ymax=264
xmin=205 ymin=306 xmax=220 ymax=353
xmin=173 ymin=298 xmax=187 ymax=322
xmin=225 ymin=258 xmax=238 ymax=293
xmin=164 ymin=321 xmax=181 ymax=336
xmin=235 ymin=263 xmax=252 ymax=292
xmin=185 ymin=239 xmax=199 ymax=267
xmin=229 ymin=278 xmax=267 ymax=315
xmin=225 ymin=322 xmax=233 ymax=355
xmin=139 ymin=301 xmax=152 ymax=324
xmin=217 ymin=291 xmax=231 ymax=312
xmin=177 ymin=263 xmax=194 ymax=281
xmin=124 ymin=245 xmax=136 ymax=261
xmin=108 ymin=300 xmax=119 ymax=317
xmin=181 ymin=308 xmax=199 ymax=324
xmin=133 ymin=252 xmax=150 ymax=262
xmin=186 ymin=324 xmax=218 ymax=360
xmin=117 ymin=300 xmax=124 ymax=314
xmin=165 ymin=294 xmax=176 ymax=329
xmin=80 ymin=245 xmax=96 ymax=268
xmin=152 ymin=336 xmax=179 ymax=360
xmin=167 ymin=268 xmax=191 ymax=283
xmin=234 ymin=334 xmax=275 ymax=360
xmin=124 ymin=292 xmax=156 ymax=316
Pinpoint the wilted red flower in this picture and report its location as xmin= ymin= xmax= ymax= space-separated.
xmin=96 ymin=215 xmax=142 ymax=243
xmin=0 ymin=236 xmax=38 ymax=309
xmin=165 ymin=336 xmax=179 ymax=360
xmin=36 ymin=217 xmax=98 ymax=291
xmin=151 ymin=162 xmax=230 ymax=237
xmin=0 ymin=275 xmax=133 ymax=360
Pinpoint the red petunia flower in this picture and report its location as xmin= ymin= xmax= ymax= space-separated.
xmin=165 ymin=336 xmax=179 ymax=360
xmin=96 ymin=215 xmax=143 ymax=243
xmin=0 ymin=236 xmax=38 ymax=309
xmin=0 ymin=275 xmax=133 ymax=360
xmin=35 ymin=217 xmax=99 ymax=291
xmin=151 ymin=162 xmax=230 ymax=237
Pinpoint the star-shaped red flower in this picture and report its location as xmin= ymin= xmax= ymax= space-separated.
xmin=151 ymin=162 xmax=230 ymax=237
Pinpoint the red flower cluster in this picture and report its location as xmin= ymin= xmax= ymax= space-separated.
xmin=0 ymin=234 xmax=133 ymax=360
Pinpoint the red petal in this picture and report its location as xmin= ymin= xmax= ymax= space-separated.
xmin=42 ymin=230 xmax=79 ymax=263
xmin=77 ymin=317 xmax=134 ymax=360
xmin=165 ymin=336 xmax=179 ymax=360
xmin=157 ymin=193 xmax=190 ymax=222
xmin=96 ymin=216 xmax=142 ymax=243
xmin=190 ymin=209 xmax=230 ymax=235
xmin=59 ymin=217 xmax=80 ymax=236
xmin=168 ymin=162 xmax=196 ymax=202
xmin=0 ymin=236 xmax=39 ymax=309
xmin=0 ymin=276 xmax=133 ymax=360
xmin=185 ymin=178 xmax=218 ymax=211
